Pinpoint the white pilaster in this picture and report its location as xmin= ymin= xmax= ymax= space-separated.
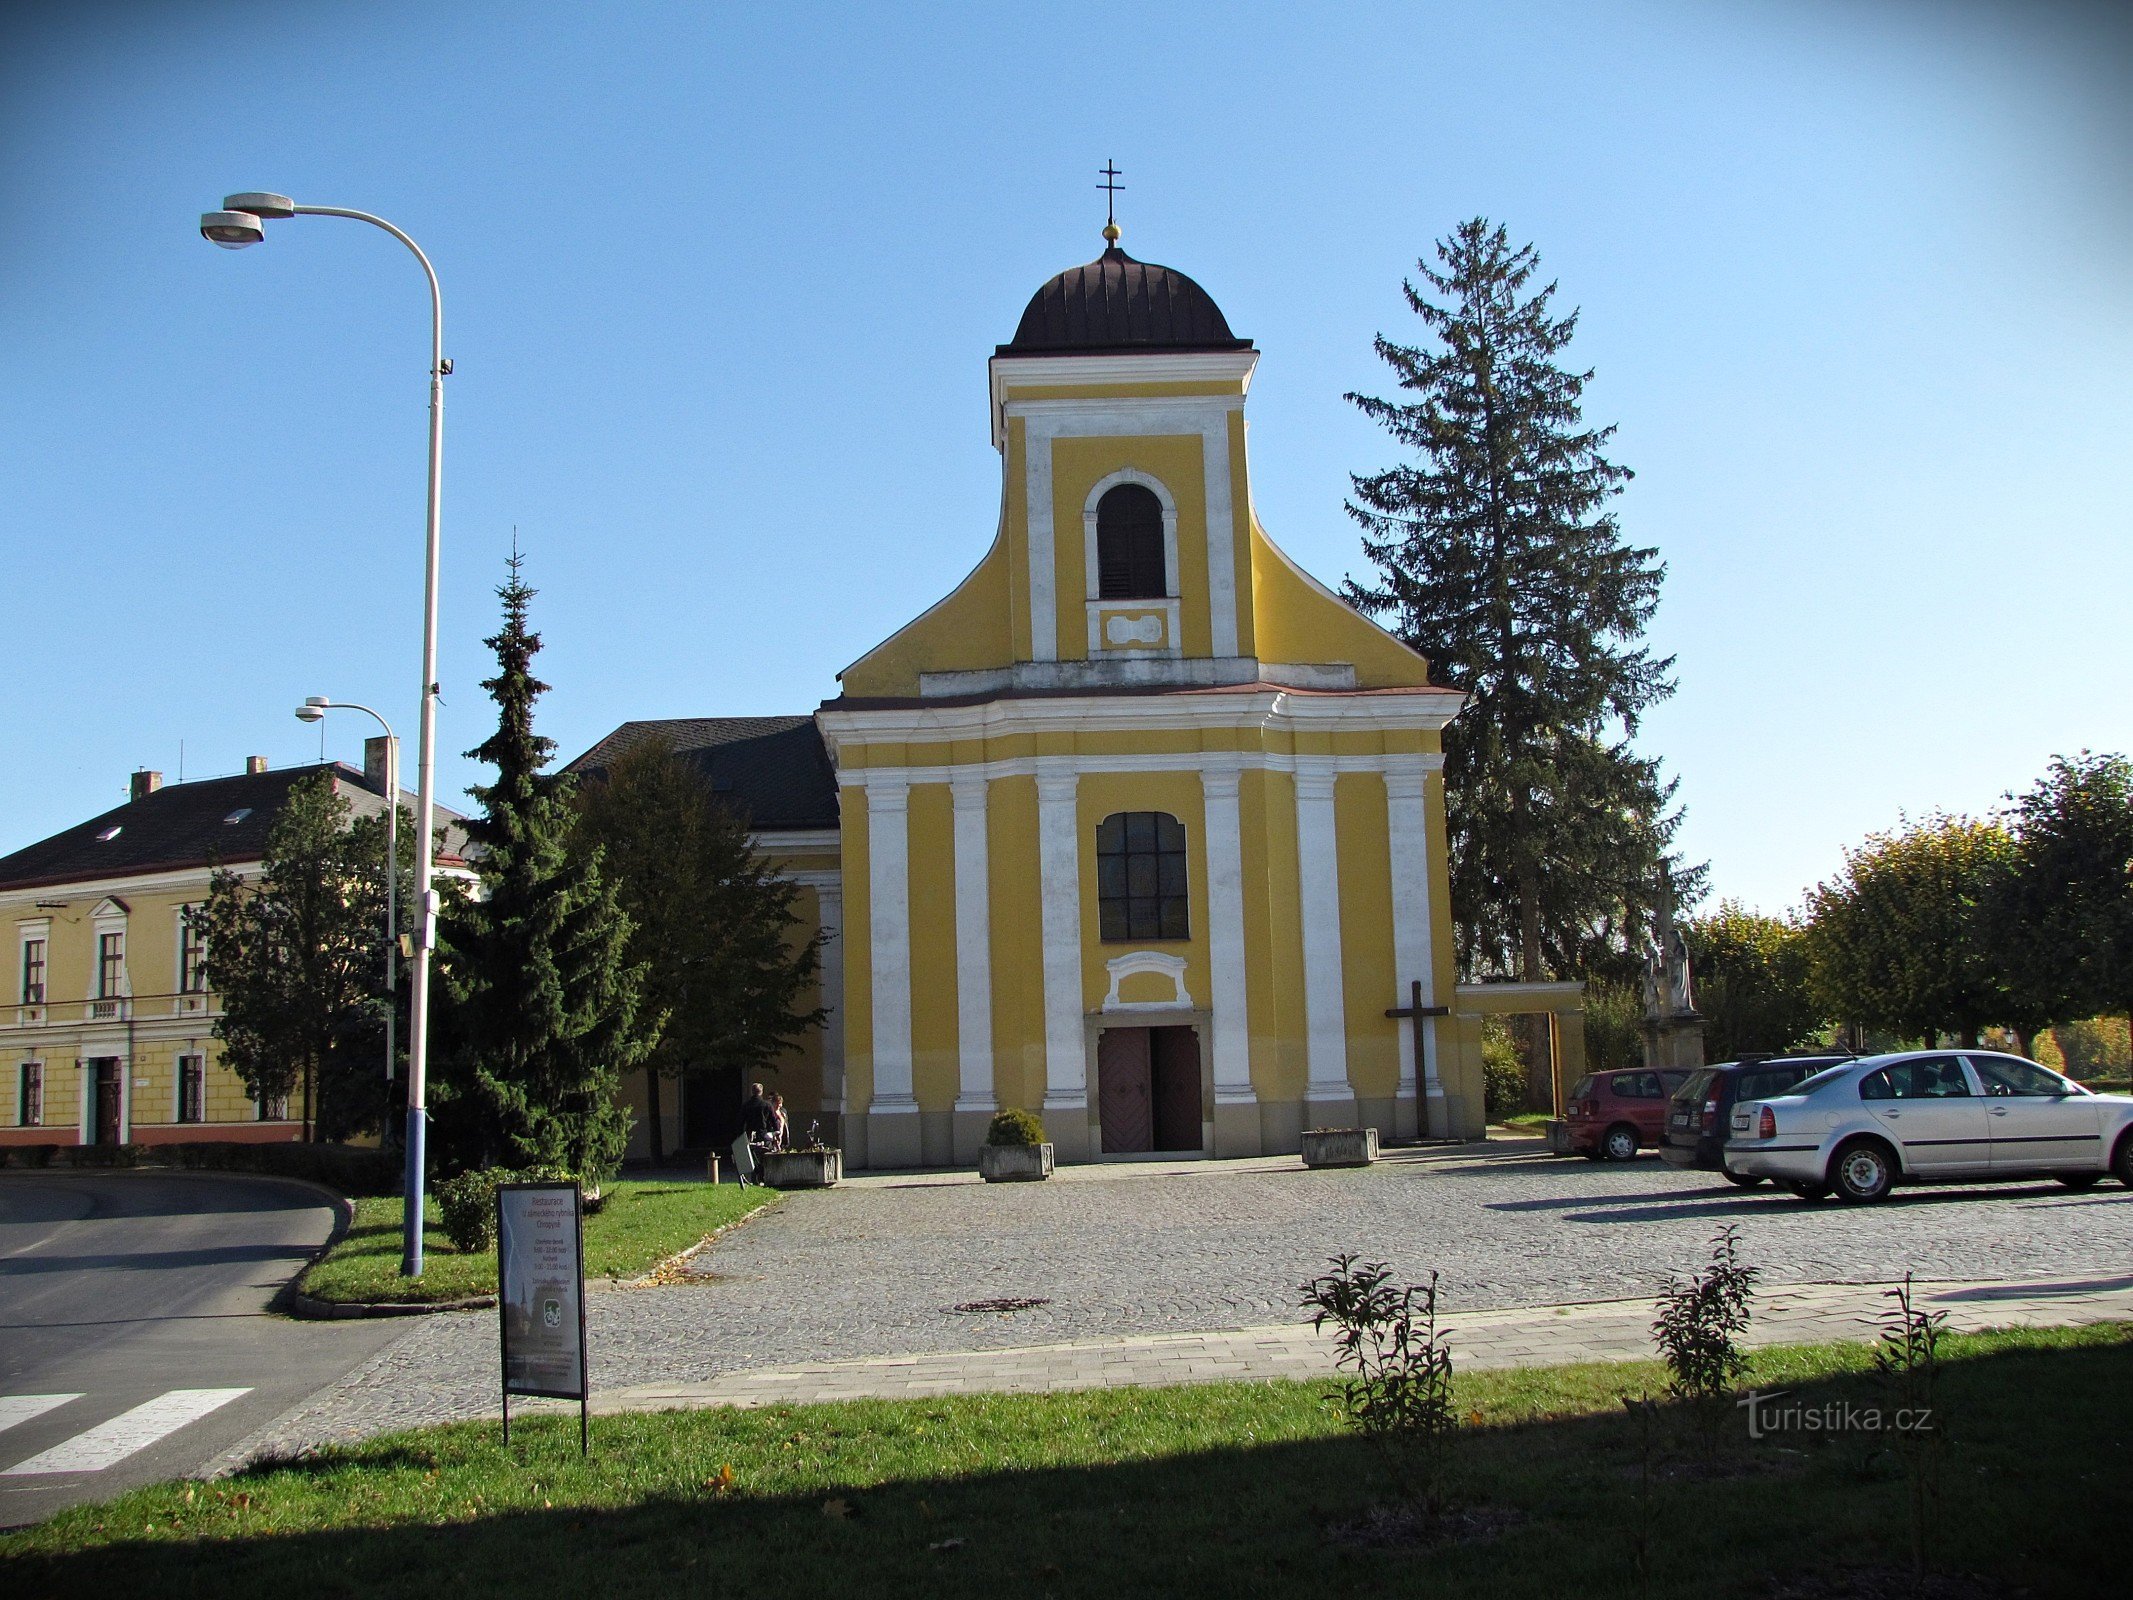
xmin=950 ymin=771 xmax=997 ymax=1116
xmin=1199 ymin=764 xmax=1253 ymax=1107
xmin=1384 ymin=762 xmax=1437 ymax=1139
xmin=864 ymin=777 xmax=916 ymax=1116
xmin=1201 ymin=417 xmax=1238 ymax=657
xmin=1034 ymin=759 xmax=1086 ymax=1125
xmin=1293 ymin=762 xmax=1353 ymax=1120
xmin=1025 ymin=424 xmax=1057 ymax=662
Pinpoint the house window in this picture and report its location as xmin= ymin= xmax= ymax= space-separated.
xmin=258 ymin=1090 xmax=289 ymax=1122
xmin=178 ymin=911 xmax=207 ymax=993
xmin=1095 ymin=483 xmax=1167 ymax=599
xmin=97 ymin=932 xmax=125 ymax=999
xmin=178 ymin=1055 xmax=206 ymax=1124
xmin=17 ymin=1063 xmax=41 ymax=1127
xmin=20 ymin=939 xmax=44 ymax=1005
xmin=1096 ymin=812 xmax=1189 ymax=941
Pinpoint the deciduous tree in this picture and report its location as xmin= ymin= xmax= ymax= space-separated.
xmin=573 ymin=735 xmax=824 ymax=1165
xmin=2000 ymin=752 xmax=2133 ymax=1050
xmin=197 ymin=775 xmax=401 ymax=1141
xmin=1683 ymin=903 xmax=1824 ymax=1060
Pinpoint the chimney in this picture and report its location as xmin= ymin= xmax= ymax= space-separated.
xmin=364 ymin=735 xmax=397 ymax=797
xmin=245 ymin=756 xmax=269 ymax=775
xmin=130 ymin=770 xmax=163 ymax=802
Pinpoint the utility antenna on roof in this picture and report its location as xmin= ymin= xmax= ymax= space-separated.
xmin=1098 ymin=160 xmax=1124 ymax=245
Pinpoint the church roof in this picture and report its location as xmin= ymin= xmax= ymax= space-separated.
xmin=999 ymin=246 xmax=1251 ymax=356
xmin=564 ymin=717 xmax=839 ymax=832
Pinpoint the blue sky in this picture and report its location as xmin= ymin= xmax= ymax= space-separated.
xmin=3 ymin=0 xmax=2129 ymax=916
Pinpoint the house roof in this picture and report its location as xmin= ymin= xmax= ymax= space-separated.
xmin=998 ymin=247 xmax=1252 ymax=357
xmin=564 ymin=717 xmax=840 ymax=832
xmin=0 ymin=763 xmax=445 ymax=893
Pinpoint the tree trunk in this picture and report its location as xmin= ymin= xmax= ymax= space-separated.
xmin=1923 ymin=1030 xmax=1939 ymax=1048
xmin=644 ymin=1067 xmax=665 ymax=1166
xmin=1958 ymin=1025 xmax=1979 ymax=1049
xmin=302 ymin=1056 xmax=316 ymax=1144
xmin=2012 ymin=1025 xmax=2034 ymax=1061
xmin=1518 ymin=867 xmax=1544 ymax=982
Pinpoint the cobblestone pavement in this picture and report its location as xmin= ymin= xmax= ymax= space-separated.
xmin=220 ymin=1141 xmax=2133 ymax=1465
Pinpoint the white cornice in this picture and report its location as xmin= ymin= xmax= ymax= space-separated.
xmin=831 ymin=749 xmax=1445 ymax=789
xmin=818 ymin=686 xmax=1462 ymax=747
xmin=988 ymin=350 xmax=1259 ymax=449
xmin=751 ymin=829 xmax=840 ymax=855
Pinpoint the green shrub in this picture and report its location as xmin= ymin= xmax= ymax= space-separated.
xmin=985 ymin=1108 xmax=1046 ymax=1147
xmin=159 ymin=1140 xmax=399 ymax=1195
xmin=1481 ymin=1020 xmax=1527 ymax=1120
xmin=1 ymin=1143 xmax=58 ymax=1168
xmin=433 ymin=1169 xmax=509 ymax=1252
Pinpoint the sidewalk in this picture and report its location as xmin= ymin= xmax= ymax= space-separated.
xmin=595 ymin=1274 xmax=2133 ymax=1416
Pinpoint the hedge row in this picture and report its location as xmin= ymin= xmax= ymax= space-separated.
xmin=0 ymin=1140 xmax=399 ymax=1195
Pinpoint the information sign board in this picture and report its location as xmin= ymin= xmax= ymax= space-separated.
xmin=495 ymin=1180 xmax=589 ymax=1450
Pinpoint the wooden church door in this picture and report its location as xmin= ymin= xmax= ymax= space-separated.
xmin=1149 ymin=1027 xmax=1202 ymax=1152
xmin=1097 ymin=1028 xmax=1154 ymax=1153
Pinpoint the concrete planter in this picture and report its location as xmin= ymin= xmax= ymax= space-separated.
xmin=761 ymin=1149 xmax=842 ymax=1189
xmin=979 ymin=1142 xmax=1055 ymax=1183
xmin=1300 ymin=1127 xmax=1379 ymax=1168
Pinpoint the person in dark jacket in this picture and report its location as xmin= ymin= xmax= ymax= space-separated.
xmin=736 ymin=1082 xmax=776 ymax=1187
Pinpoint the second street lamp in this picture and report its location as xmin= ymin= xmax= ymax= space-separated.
xmin=205 ymin=189 xmax=446 ymax=1277
xmin=296 ymin=698 xmax=400 ymax=1101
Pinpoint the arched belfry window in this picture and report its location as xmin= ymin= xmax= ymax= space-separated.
xmin=1095 ymin=483 xmax=1168 ymax=600
xmin=1097 ymin=812 xmax=1189 ymax=941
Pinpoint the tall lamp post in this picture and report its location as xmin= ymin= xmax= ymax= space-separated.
xmin=295 ymin=698 xmax=400 ymax=1099
xmin=203 ymin=193 xmax=445 ymax=1277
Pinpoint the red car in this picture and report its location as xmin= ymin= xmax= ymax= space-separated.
xmin=1563 ymin=1068 xmax=1696 ymax=1160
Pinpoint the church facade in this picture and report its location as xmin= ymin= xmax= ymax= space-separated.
xmin=579 ymin=235 xmax=1481 ymax=1168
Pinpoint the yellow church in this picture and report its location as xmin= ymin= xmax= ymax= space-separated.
xmin=579 ymin=228 xmax=1482 ymax=1169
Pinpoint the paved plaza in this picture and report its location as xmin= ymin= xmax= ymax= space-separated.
xmin=221 ymin=1140 xmax=2133 ymax=1466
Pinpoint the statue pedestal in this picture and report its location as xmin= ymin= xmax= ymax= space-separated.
xmin=1640 ymin=1011 xmax=1706 ymax=1072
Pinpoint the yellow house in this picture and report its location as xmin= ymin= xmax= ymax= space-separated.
xmin=0 ymin=751 xmax=430 ymax=1149
xmin=581 ymin=232 xmax=1477 ymax=1168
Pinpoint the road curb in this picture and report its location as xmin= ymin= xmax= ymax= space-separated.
xmin=287 ymin=1289 xmax=497 ymax=1319
xmin=614 ymin=1191 xmax=780 ymax=1288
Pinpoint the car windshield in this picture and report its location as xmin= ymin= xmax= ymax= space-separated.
xmin=1673 ymin=1070 xmax=1715 ymax=1104
xmin=1569 ymin=1076 xmax=1595 ymax=1102
xmin=1789 ymin=1064 xmax=1855 ymax=1096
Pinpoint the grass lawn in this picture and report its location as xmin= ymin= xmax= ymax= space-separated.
xmin=1494 ymin=1112 xmax=1553 ymax=1134
xmin=298 ymin=1180 xmax=773 ymax=1305
xmin=6 ymin=1324 xmax=2126 ymax=1598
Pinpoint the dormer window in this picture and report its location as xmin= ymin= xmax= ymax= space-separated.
xmin=224 ymin=808 xmax=253 ymax=824
xmin=1096 ymin=484 xmax=1167 ymax=599
xmin=95 ymin=826 xmax=122 ymax=842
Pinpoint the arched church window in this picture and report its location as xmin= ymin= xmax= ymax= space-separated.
xmin=1096 ymin=812 xmax=1188 ymax=941
xmin=1095 ymin=483 xmax=1168 ymax=599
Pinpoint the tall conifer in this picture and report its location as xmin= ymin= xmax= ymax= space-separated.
xmin=432 ymin=554 xmax=654 ymax=1180
xmin=1345 ymin=219 xmax=1690 ymax=980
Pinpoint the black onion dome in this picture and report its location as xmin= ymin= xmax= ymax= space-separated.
xmin=999 ymin=246 xmax=1252 ymax=356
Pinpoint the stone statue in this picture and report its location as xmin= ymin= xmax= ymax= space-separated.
xmin=1667 ymin=928 xmax=1694 ymax=1016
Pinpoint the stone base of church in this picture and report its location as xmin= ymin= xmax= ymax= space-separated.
xmin=952 ymin=1106 xmax=997 ymax=1165
xmin=1256 ymin=1097 xmax=1305 ymax=1156
xmin=1043 ymin=1095 xmax=1093 ymax=1163
xmin=1390 ymin=1091 xmax=1419 ymax=1142
xmin=1212 ymin=1095 xmax=1262 ymax=1159
xmin=1303 ymin=1089 xmax=1359 ymax=1135
xmin=1356 ymin=1095 xmax=1398 ymax=1144
xmin=864 ymin=1106 xmax=923 ymax=1170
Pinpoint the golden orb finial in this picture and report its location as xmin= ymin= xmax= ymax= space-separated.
xmin=1102 ymin=220 xmax=1121 ymax=245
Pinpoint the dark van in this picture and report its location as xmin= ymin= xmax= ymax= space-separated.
xmin=1661 ymin=1056 xmax=1848 ymax=1182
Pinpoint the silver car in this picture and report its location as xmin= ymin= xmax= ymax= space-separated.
xmin=1724 ymin=1050 xmax=2133 ymax=1203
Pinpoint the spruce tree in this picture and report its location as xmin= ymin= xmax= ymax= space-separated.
xmin=574 ymin=735 xmax=824 ymax=1164
xmin=432 ymin=554 xmax=655 ymax=1182
xmin=1345 ymin=219 xmax=1690 ymax=980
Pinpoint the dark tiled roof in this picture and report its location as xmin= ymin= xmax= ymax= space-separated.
xmin=564 ymin=717 xmax=839 ymax=832
xmin=0 ymin=765 xmax=373 ymax=891
xmin=999 ymin=247 xmax=1252 ymax=356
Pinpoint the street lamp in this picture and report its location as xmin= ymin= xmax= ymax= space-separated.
xmin=296 ymin=698 xmax=400 ymax=1099
xmin=207 ymin=190 xmax=446 ymax=1278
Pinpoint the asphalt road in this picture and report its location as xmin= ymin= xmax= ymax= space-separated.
xmin=0 ymin=1170 xmax=403 ymax=1529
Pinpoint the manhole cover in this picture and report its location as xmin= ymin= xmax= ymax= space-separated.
xmin=948 ymin=1297 xmax=1051 ymax=1314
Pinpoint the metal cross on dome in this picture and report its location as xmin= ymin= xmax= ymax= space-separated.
xmin=1098 ymin=161 xmax=1124 ymax=240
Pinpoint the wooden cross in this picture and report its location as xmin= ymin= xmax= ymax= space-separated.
xmin=1097 ymin=160 xmax=1124 ymax=229
xmin=1385 ymin=979 xmax=1450 ymax=1139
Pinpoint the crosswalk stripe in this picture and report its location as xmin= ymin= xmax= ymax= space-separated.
xmin=1 ymin=1388 xmax=251 ymax=1476
xmin=0 ymin=1394 xmax=83 ymax=1436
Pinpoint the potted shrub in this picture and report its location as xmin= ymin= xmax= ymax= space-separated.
xmin=1300 ymin=1127 xmax=1380 ymax=1168
xmin=760 ymin=1123 xmax=842 ymax=1189
xmin=978 ymin=1109 xmax=1054 ymax=1183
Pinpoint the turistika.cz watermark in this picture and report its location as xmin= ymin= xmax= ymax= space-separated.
xmin=1737 ymin=1389 xmax=1934 ymax=1440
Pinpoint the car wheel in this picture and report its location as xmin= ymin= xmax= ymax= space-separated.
xmin=1602 ymin=1124 xmax=1639 ymax=1162
xmin=2056 ymin=1173 xmax=2103 ymax=1191
xmin=2111 ymin=1130 xmax=2133 ymax=1189
xmin=1784 ymin=1180 xmax=1829 ymax=1202
xmin=1831 ymin=1138 xmax=1896 ymax=1204
xmin=1722 ymin=1171 xmax=1766 ymax=1188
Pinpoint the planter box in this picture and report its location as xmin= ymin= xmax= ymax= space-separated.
xmin=1301 ymin=1127 xmax=1379 ymax=1168
xmin=978 ymin=1142 xmax=1055 ymax=1183
xmin=761 ymin=1149 xmax=842 ymax=1189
